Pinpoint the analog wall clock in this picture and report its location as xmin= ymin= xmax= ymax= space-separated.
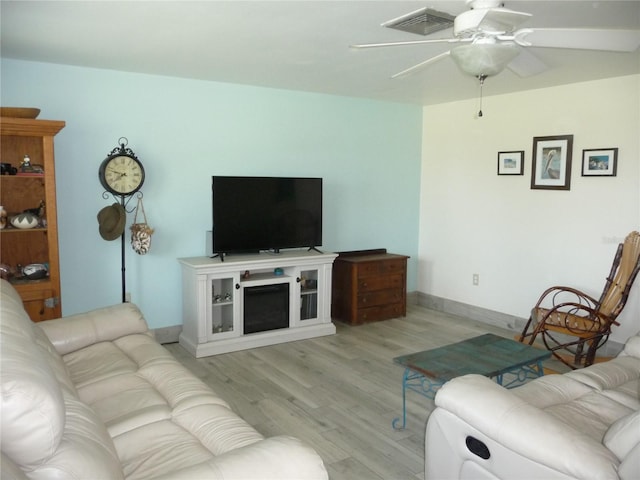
xmin=99 ymin=140 xmax=145 ymax=196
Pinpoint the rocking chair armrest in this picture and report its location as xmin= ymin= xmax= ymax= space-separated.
xmin=534 ymin=286 xmax=599 ymax=310
xmin=539 ymin=301 xmax=619 ymax=328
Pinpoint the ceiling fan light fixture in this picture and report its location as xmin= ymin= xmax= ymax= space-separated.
xmin=450 ymin=42 xmax=520 ymax=77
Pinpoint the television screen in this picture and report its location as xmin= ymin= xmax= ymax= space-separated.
xmin=212 ymin=176 xmax=322 ymax=254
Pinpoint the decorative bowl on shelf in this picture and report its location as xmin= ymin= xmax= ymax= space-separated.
xmin=22 ymin=263 xmax=48 ymax=280
xmin=10 ymin=212 xmax=39 ymax=229
xmin=0 ymin=107 xmax=41 ymax=119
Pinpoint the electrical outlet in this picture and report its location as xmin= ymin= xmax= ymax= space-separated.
xmin=473 ymin=274 xmax=479 ymax=286
xmin=125 ymin=292 xmax=132 ymax=303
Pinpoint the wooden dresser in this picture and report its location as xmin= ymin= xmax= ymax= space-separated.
xmin=331 ymin=249 xmax=409 ymax=325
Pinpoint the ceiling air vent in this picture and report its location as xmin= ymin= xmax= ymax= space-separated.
xmin=382 ymin=7 xmax=455 ymax=36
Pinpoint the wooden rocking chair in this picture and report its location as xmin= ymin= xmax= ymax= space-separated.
xmin=519 ymin=231 xmax=640 ymax=369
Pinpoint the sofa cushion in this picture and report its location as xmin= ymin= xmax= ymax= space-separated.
xmin=58 ymin=326 xmax=265 ymax=477
xmin=30 ymin=390 xmax=125 ymax=480
xmin=621 ymin=334 xmax=640 ymax=358
xmin=566 ymin=356 xmax=640 ymax=390
xmin=566 ymin=356 xmax=640 ymax=410
xmin=618 ymin=443 xmax=640 ymax=480
xmin=1 ymin=280 xmax=124 ymax=478
xmin=114 ymin=405 xmax=263 ymax=480
xmin=144 ymin=436 xmax=328 ymax=480
xmin=1 ymin=340 xmax=65 ymax=469
xmin=604 ymin=410 xmax=640 ymax=461
xmin=32 ymin=326 xmax=78 ymax=395
xmin=1 ymin=289 xmax=66 ymax=468
xmin=512 ymin=373 xmax=594 ymax=407
xmin=62 ymin=334 xmax=232 ymax=431
xmin=38 ymin=302 xmax=152 ymax=355
xmin=513 ymin=365 xmax=636 ymax=441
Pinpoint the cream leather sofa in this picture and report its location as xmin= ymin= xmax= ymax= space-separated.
xmin=425 ymin=332 xmax=640 ymax=480
xmin=0 ymin=279 xmax=328 ymax=479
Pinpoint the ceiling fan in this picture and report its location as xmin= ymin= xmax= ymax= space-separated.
xmin=351 ymin=0 xmax=640 ymax=80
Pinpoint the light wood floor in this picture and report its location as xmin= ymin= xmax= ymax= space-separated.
xmin=165 ymin=305 xmax=565 ymax=480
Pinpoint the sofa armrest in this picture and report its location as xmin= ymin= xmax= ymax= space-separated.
xmin=37 ymin=303 xmax=152 ymax=355
xmin=150 ymin=436 xmax=328 ymax=480
xmin=427 ymin=375 xmax=619 ymax=480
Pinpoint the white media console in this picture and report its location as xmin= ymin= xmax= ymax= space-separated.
xmin=178 ymin=250 xmax=338 ymax=357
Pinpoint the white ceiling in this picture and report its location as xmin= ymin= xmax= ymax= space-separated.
xmin=1 ymin=1 xmax=639 ymax=105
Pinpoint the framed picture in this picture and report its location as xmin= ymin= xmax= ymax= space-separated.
xmin=497 ymin=151 xmax=524 ymax=175
xmin=530 ymin=134 xmax=573 ymax=190
xmin=582 ymin=148 xmax=618 ymax=176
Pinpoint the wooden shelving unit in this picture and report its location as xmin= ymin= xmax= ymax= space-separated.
xmin=1 ymin=117 xmax=65 ymax=321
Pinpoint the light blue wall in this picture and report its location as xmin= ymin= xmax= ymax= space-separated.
xmin=1 ymin=59 xmax=422 ymax=328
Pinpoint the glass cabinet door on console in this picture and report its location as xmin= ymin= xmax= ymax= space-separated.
xmin=292 ymin=264 xmax=330 ymax=326
xmin=207 ymin=273 xmax=240 ymax=340
xmin=298 ymin=268 xmax=319 ymax=321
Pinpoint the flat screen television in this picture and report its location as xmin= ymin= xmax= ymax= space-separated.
xmin=212 ymin=176 xmax=322 ymax=255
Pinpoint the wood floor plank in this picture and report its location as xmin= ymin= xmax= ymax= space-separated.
xmin=319 ymin=405 xmax=424 ymax=476
xmin=165 ymin=304 xmax=533 ymax=479
xmin=254 ymin=397 xmax=349 ymax=465
xmin=328 ymin=457 xmax=386 ymax=480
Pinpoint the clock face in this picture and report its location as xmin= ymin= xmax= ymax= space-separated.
xmin=99 ymin=154 xmax=145 ymax=195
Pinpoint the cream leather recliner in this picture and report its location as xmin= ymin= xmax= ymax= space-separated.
xmin=425 ymin=333 xmax=640 ymax=479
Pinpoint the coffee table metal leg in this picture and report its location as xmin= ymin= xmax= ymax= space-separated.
xmin=392 ymin=368 xmax=443 ymax=430
xmin=495 ymin=360 xmax=547 ymax=388
xmin=392 ymin=368 xmax=410 ymax=430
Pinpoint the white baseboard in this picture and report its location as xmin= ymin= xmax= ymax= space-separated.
xmin=414 ymin=292 xmax=624 ymax=357
xmin=416 ymin=292 xmax=527 ymax=332
xmin=407 ymin=290 xmax=419 ymax=306
xmin=153 ymin=325 xmax=182 ymax=344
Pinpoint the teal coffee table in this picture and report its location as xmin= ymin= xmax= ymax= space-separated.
xmin=392 ymin=333 xmax=551 ymax=429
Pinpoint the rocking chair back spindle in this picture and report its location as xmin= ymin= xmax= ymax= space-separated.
xmin=598 ymin=233 xmax=640 ymax=319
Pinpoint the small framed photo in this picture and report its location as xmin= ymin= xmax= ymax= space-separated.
xmin=531 ymin=134 xmax=573 ymax=190
xmin=582 ymin=148 xmax=618 ymax=176
xmin=497 ymin=151 xmax=524 ymax=175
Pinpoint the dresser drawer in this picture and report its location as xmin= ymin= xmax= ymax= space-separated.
xmin=357 ymin=289 xmax=404 ymax=308
xmin=356 ymin=303 xmax=405 ymax=324
xmin=357 ymin=259 xmax=406 ymax=278
xmin=357 ymin=274 xmax=403 ymax=292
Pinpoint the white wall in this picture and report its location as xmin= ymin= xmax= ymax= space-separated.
xmin=420 ymin=75 xmax=640 ymax=344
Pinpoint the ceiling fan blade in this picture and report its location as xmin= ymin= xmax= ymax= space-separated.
xmin=507 ymin=48 xmax=548 ymax=77
xmin=455 ymin=7 xmax=531 ymax=36
xmin=391 ymin=51 xmax=451 ymax=78
xmin=351 ymin=38 xmax=462 ymax=49
xmin=520 ymin=28 xmax=640 ymax=52
xmin=478 ymin=8 xmax=532 ymax=32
